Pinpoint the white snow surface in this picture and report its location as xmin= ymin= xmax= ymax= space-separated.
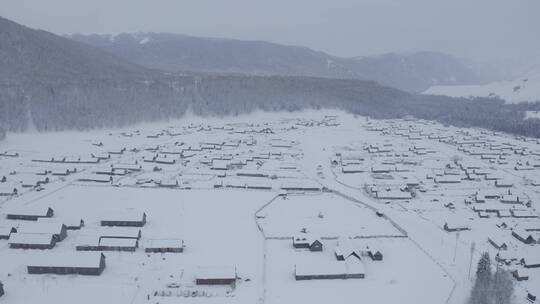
xmin=0 ymin=109 xmax=539 ymax=304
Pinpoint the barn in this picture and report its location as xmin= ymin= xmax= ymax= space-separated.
xmin=8 ymin=233 xmax=56 ymax=249
xmin=101 ymin=211 xmax=147 ymax=227
xmin=27 ymin=252 xmax=106 ymax=275
xmin=145 ymin=239 xmax=184 ymax=253
xmin=196 ymin=266 xmax=237 ymax=285
xmin=5 ymin=207 xmax=54 ymax=221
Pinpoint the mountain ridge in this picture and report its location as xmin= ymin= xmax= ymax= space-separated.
xmin=68 ymin=32 xmax=488 ymax=92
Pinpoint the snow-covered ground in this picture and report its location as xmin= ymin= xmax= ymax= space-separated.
xmin=423 ymin=70 xmax=540 ymax=104
xmin=0 ymin=110 xmax=539 ymax=304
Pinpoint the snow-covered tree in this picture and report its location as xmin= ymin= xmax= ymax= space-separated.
xmin=468 ymin=252 xmax=493 ymax=304
xmin=492 ymin=268 xmax=514 ymax=304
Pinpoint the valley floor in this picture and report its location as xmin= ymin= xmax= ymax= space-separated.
xmin=0 ymin=110 xmax=539 ymax=304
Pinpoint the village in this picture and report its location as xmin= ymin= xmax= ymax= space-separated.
xmin=0 ymin=110 xmax=539 ymax=304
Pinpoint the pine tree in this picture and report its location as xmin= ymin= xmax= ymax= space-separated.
xmin=492 ymin=268 xmax=514 ymax=304
xmin=468 ymin=252 xmax=493 ymax=304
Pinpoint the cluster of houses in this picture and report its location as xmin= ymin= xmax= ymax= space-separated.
xmin=0 ymin=206 xmax=186 ymax=276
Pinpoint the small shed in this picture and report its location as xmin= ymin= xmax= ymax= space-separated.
xmin=196 ymin=266 xmax=237 ymax=285
xmin=443 ymin=221 xmax=470 ymax=232
xmin=368 ymin=250 xmax=384 ymax=261
xmin=511 ymin=269 xmax=529 ymax=281
xmin=293 ymin=236 xmax=323 ymax=252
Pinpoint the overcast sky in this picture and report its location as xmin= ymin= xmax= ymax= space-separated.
xmin=2 ymin=0 xmax=539 ymax=66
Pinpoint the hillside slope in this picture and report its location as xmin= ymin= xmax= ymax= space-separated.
xmin=0 ymin=17 xmax=153 ymax=85
xmin=423 ymin=71 xmax=540 ymax=103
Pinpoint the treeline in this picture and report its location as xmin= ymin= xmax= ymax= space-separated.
xmin=1 ymin=74 xmax=540 ymax=140
xmin=468 ymin=252 xmax=513 ymax=304
xmin=403 ymin=95 xmax=540 ymax=138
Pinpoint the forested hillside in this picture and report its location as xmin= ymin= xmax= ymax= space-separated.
xmin=2 ymin=16 xmax=540 ymax=140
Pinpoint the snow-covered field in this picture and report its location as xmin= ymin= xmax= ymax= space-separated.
xmin=1 ymin=110 xmax=539 ymax=304
xmin=423 ymin=71 xmax=540 ymax=104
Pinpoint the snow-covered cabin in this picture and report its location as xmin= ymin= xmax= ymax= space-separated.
xmin=5 ymin=207 xmax=53 ymax=221
xmin=294 ymin=260 xmax=365 ymax=280
xmin=0 ymin=186 xmax=18 ymax=196
xmin=145 ymin=239 xmax=184 ymax=253
xmin=0 ymin=226 xmax=17 ymax=239
xmin=38 ymin=217 xmax=84 ymax=230
xmin=375 ymin=189 xmax=412 ymax=200
xmin=27 ymin=252 xmax=106 ymax=275
xmin=511 ymin=209 xmax=538 ymax=218
xmin=8 ymin=233 xmax=56 ymax=249
xmin=196 ymin=266 xmax=237 ymax=285
xmin=98 ymin=237 xmax=138 ymax=252
xmin=512 ymin=229 xmax=537 ymax=245
xmin=443 ymin=220 xmax=470 ymax=232
xmin=520 ymin=254 xmax=540 ymax=268
xmin=488 ymin=236 xmax=508 ymax=250
xmin=293 ymin=236 xmax=323 ymax=252
xmin=100 ymin=211 xmax=147 ymax=227
xmin=17 ymin=222 xmax=68 ymax=241
xmin=511 ymin=268 xmax=530 ymax=281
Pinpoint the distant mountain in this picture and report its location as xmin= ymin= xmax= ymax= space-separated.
xmin=337 ymin=52 xmax=484 ymax=92
xmin=3 ymin=17 xmax=540 ymax=140
xmin=0 ymin=16 xmax=411 ymax=133
xmin=423 ymin=70 xmax=540 ymax=104
xmin=68 ymin=33 xmax=487 ymax=92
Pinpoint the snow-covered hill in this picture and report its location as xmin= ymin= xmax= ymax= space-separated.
xmin=423 ymin=71 xmax=540 ymax=103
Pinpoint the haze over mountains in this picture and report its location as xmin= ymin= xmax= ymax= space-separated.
xmin=69 ymin=32 xmax=491 ymax=92
xmin=0 ymin=16 xmax=409 ymax=133
xmin=2 ymin=16 xmax=540 ymax=139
